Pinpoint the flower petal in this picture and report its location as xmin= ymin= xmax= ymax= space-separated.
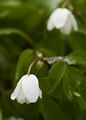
xmin=52 ymin=8 xmax=71 ymax=28
xmin=22 ymin=74 xmax=40 ymax=103
xmin=11 ymin=75 xmax=29 ymax=104
xmin=11 ymin=79 xmax=22 ymax=100
xmin=60 ymin=14 xmax=73 ymax=34
xmin=47 ymin=16 xmax=55 ymax=31
xmin=16 ymin=86 xmax=26 ymax=104
xmin=60 ymin=13 xmax=78 ymax=34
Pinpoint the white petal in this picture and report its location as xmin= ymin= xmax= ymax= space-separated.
xmin=52 ymin=8 xmax=71 ymax=28
xmin=22 ymin=74 xmax=40 ymax=103
xmin=60 ymin=13 xmax=78 ymax=34
xmin=16 ymin=85 xmax=26 ymax=104
xmin=71 ymin=14 xmax=78 ymax=31
xmin=60 ymin=14 xmax=73 ymax=34
xmin=11 ymin=79 xmax=22 ymax=100
xmin=47 ymin=17 xmax=55 ymax=31
xmin=11 ymin=75 xmax=29 ymax=104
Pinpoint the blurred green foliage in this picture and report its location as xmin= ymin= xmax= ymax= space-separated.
xmin=1 ymin=0 xmax=86 ymax=120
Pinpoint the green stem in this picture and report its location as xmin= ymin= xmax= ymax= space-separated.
xmin=27 ymin=59 xmax=38 ymax=75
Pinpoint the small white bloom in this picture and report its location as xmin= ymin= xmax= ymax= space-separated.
xmin=11 ymin=74 xmax=42 ymax=104
xmin=47 ymin=8 xmax=78 ymax=34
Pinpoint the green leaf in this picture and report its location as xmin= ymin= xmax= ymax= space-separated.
xmin=63 ymin=66 xmax=82 ymax=101
xmin=40 ymin=93 xmax=68 ymax=120
xmin=66 ymin=50 xmax=86 ymax=67
xmin=76 ymin=97 xmax=86 ymax=110
xmin=42 ymin=61 xmax=66 ymax=95
xmin=0 ymin=28 xmax=34 ymax=46
xmin=48 ymin=61 xmax=66 ymax=94
xmin=69 ymin=32 xmax=86 ymax=51
xmin=78 ymin=76 xmax=86 ymax=108
xmin=38 ymin=48 xmax=56 ymax=56
xmin=15 ymin=49 xmax=37 ymax=81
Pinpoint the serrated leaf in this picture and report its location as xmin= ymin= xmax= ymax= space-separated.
xmin=63 ymin=66 xmax=82 ymax=101
xmin=41 ymin=61 xmax=66 ymax=95
xmin=48 ymin=61 xmax=66 ymax=94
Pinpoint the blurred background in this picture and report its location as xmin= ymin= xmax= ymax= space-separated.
xmin=0 ymin=0 xmax=86 ymax=120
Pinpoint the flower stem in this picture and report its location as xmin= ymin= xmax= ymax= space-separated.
xmin=27 ymin=59 xmax=38 ymax=75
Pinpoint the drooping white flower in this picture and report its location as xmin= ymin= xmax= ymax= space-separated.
xmin=11 ymin=74 xmax=42 ymax=104
xmin=47 ymin=8 xmax=78 ymax=34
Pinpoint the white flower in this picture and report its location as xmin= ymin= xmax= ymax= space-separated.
xmin=11 ymin=74 xmax=42 ymax=104
xmin=47 ymin=8 xmax=78 ymax=34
